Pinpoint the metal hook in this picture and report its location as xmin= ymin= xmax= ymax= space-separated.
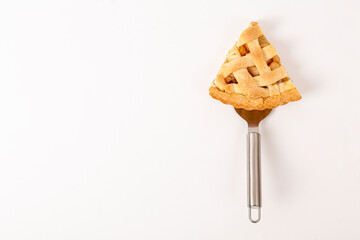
xmin=249 ymin=207 xmax=261 ymax=223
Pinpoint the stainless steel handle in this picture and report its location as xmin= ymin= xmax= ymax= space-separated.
xmin=247 ymin=132 xmax=261 ymax=223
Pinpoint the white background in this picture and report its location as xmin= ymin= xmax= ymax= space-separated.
xmin=0 ymin=0 xmax=360 ymax=239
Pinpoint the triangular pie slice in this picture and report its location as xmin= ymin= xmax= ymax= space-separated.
xmin=209 ymin=22 xmax=301 ymax=110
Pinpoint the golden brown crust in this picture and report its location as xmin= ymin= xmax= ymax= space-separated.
xmin=209 ymin=86 xmax=301 ymax=110
xmin=209 ymin=21 xmax=301 ymax=110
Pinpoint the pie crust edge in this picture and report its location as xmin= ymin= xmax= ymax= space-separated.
xmin=209 ymin=85 xmax=301 ymax=110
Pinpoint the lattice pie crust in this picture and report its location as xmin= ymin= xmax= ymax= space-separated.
xmin=209 ymin=22 xmax=301 ymax=110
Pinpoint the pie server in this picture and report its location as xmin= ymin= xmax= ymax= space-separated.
xmin=234 ymin=108 xmax=272 ymax=223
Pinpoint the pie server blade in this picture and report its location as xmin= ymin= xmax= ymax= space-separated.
xmin=234 ymin=108 xmax=272 ymax=223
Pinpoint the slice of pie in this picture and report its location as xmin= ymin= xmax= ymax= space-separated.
xmin=209 ymin=22 xmax=301 ymax=110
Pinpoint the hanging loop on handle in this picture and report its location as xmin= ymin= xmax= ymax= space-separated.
xmin=249 ymin=207 xmax=261 ymax=223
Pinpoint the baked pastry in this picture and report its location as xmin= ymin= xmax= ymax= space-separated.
xmin=209 ymin=22 xmax=301 ymax=110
